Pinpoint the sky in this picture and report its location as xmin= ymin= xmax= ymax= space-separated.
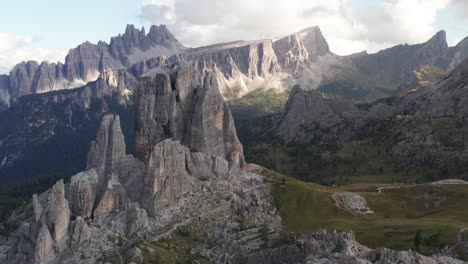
xmin=0 ymin=0 xmax=468 ymax=74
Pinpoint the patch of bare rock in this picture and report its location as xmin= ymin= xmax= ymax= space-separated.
xmin=332 ymin=192 xmax=374 ymax=214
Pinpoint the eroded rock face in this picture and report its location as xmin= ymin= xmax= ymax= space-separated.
xmin=276 ymin=85 xmax=359 ymax=143
xmin=87 ymin=115 xmax=126 ymax=178
xmin=70 ymin=217 xmax=91 ymax=248
xmin=43 ymin=180 xmax=70 ymax=243
xmin=126 ymin=205 xmax=148 ymax=237
xmin=68 ymin=169 xmax=99 ymax=219
xmin=34 ymin=224 xmax=54 ymax=263
xmin=135 ymin=62 xmax=245 ymax=167
xmin=143 ymin=139 xmax=194 ymax=216
xmin=18 ymin=180 xmax=72 ymax=263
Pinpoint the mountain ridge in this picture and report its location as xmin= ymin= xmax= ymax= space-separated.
xmin=2 ymin=25 xmax=468 ymax=108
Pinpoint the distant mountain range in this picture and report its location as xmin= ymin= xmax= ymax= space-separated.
xmin=1 ymin=24 xmax=468 ymax=111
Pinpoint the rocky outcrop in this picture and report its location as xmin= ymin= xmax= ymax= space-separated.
xmin=134 ymin=62 xmax=245 ymax=167
xmin=70 ymin=217 xmax=91 ymax=248
xmin=85 ymin=114 xmax=145 ymax=220
xmin=68 ymin=169 xmax=99 ymax=219
xmin=86 ymin=115 xmax=126 ymax=186
xmin=43 ymin=180 xmax=70 ymax=243
xmin=126 ymin=205 xmax=148 ymax=237
xmin=143 ymin=139 xmax=237 ymax=216
xmin=332 ymin=192 xmax=374 ymax=214
xmin=143 ymin=140 xmax=195 ymax=215
xmin=233 ymin=230 xmax=463 ymax=264
xmin=21 ymin=180 xmax=71 ymax=263
xmin=34 ymin=224 xmax=54 ymax=263
xmin=276 ymin=85 xmax=359 ymax=143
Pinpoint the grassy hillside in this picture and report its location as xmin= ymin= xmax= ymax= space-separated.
xmin=228 ymin=89 xmax=289 ymax=120
xmin=244 ymin=139 xmax=440 ymax=185
xmin=262 ymin=168 xmax=468 ymax=257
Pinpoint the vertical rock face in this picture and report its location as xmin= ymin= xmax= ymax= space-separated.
xmin=44 ymin=180 xmax=70 ymax=243
xmin=143 ymin=140 xmax=194 ymax=215
xmin=70 ymin=217 xmax=91 ymax=248
xmin=24 ymin=180 xmax=71 ymax=263
xmin=276 ymin=85 xmax=358 ymax=143
xmin=87 ymin=114 xmax=126 ymax=191
xmin=189 ymin=73 xmax=245 ymax=165
xmin=142 ymin=139 xmax=233 ymax=216
xmin=68 ymin=169 xmax=99 ymax=219
xmin=86 ymin=114 xmax=133 ymax=220
xmin=135 ymin=62 xmax=245 ymax=167
xmin=34 ymin=224 xmax=54 ymax=263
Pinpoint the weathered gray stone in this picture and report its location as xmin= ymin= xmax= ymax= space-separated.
xmin=93 ymin=186 xmax=119 ymax=221
xmin=135 ymin=62 xmax=245 ymax=168
xmin=70 ymin=217 xmax=91 ymax=248
xmin=86 ymin=114 xmax=126 ymax=184
xmin=69 ymin=169 xmax=99 ymax=219
xmin=44 ymin=180 xmax=70 ymax=243
xmin=126 ymin=206 xmax=148 ymax=237
xmin=143 ymin=139 xmax=194 ymax=216
xmin=276 ymin=85 xmax=359 ymax=143
xmin=34 ymin=224 xmax=54 ymax=263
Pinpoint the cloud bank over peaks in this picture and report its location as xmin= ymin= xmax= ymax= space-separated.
xmin=0 ymin=32 xmax=66 ymax=74
xmin=139 ymin=0 xmax=454 ymax=55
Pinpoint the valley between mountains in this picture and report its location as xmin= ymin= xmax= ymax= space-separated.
xmin=0 ymin=23 xmax=468 ymax=263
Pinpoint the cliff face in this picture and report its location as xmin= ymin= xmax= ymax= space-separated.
xmin=276 ymin=85 xmax=363 ymax=144
xmin=165 ymin=26 xmax=340 ymax=99
xmin=134 ymin=62 xmax=245 ymax=167
xmin=2 ymin=25 xmax=185 ymax=105
xmin=400 ymin=59 xmax=468 ymax=118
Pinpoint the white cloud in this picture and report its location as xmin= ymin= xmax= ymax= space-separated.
xmin=139 ymin=0 xmax=452 ymax=55
xmin=450 ymin=0 xmax=468 ymax=17
xmin=0 ymin=33 xmax=66 ymax=75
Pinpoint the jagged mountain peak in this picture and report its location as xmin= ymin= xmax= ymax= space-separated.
xmin=293 ymin=25 xmax=330 ymax=57
xmin=423 ymin=30 xmax=448 ymax=49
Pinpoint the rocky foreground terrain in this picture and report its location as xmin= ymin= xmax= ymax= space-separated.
xmin=0 ymin=63 xmax=466 ymax=264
